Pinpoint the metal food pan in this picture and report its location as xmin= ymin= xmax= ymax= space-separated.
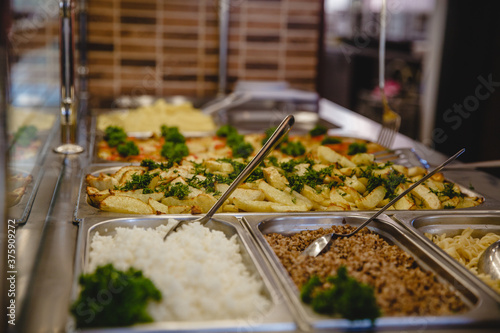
xmin=89 ymin=109 xmax=337 ymax=164
xmin=74 ymin=164 xmax=136 ymax=222
xmin=75 ymin=165 xmax=492 ymax=223
xmin=242 ymin=213 xmax=500 ymax=331
xmin=89 ymin=112 xmax=215 ymax=164
xmin=393 ymin=212 xmax=500 ymax=303
xmin=8 ymin=163 xmax=45 ymax=225
xmin=69 ymin=215 xmax=296 ymax=332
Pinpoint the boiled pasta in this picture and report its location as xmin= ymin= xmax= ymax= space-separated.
xmin=426 ymin=228 xmax=500 ymax=293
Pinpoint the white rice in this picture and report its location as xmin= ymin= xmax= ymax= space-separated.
xmin=88 ymin=219 xmax=271 ymax=321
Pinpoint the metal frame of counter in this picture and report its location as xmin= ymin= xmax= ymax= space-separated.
xmin=10 ymin=99 xmax=500 ymax=333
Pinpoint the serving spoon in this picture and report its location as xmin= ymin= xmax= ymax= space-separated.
xmin=163 ymin=114 xmax=295 ymax=240
xmin=301 ymin=148 xmax=466 ymax=257
xmin=478 ymin=240 xmax=500 ymax=280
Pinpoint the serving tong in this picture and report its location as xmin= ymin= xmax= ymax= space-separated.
xmin=163 ymin=115 xmax=295 ymax=240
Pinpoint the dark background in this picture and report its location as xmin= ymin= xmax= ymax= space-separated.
xmin=433 ymin=0 xmax=500 ymax=178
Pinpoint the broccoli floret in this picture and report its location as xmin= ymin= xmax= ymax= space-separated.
xmin=140 ymin=158 xmax=160 ymax=170
xmin=280 ymin=141 xmax=306 ymax=157
xmin=104 ymin=126 xmax=127 ymax=147
xmin=331 ymin=266 xmax=380 ymax=322
xmin=300 ymin=266 xmax=381 ymax=323
xmin=160 ymin=125 xmax=185 ymax=143
xmin=226 ymin=132 xmax=245 ymax=147
xmin=347 ymin=142 xmax=367 ymax=155
xmin=311 ymin=286 xmax=337 ymax=314
xmin=70 ymin=264 xmax=161 ymax=328
xmin=160 ymin=142 xmax=189 ymax=163
xmin=216 ymin=124 xmax=238 ymax=138
xmin=309 ymin=125 xmax=328 ymax=137
xmin=232 ymin=141 xmax=254 ymax=158
xmin=117 ymin=141 xmax=139 ymax=157
xmin=321 ymin=136 xmax=342 ymax=145
xmin=216 ymin=125 xmax=254 ymax=158
xmin=300 ymin=275 xmax=322 ymax=304
xmin=13 ymin=125 xmax=38 ymax=147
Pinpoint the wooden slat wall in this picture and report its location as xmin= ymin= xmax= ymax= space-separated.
xmin=87 ymin=0 xmax=322 ymax=107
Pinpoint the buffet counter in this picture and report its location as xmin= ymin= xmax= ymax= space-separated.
xmin=12 ymin=99 xmax=500 ymax=333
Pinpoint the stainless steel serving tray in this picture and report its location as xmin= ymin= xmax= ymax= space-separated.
xmin=69 ymin=215 xmax=296 ymax=332
xmin=242 ymin=213 xmax=500 ymax=331
xmin=393 ymin=212 xmax=500 ymax=303
xmin=90 ymin=103 xmax=337 ymax=164
xmin=89 ymin=110 xmax=216 ymax=164
xmin=7 ymin=117 xmax=58 ymax=224
xmin=8 ymin=162 xmax=46 ymax=225
xmin=74 ymin=163 xmax=495 ymax=223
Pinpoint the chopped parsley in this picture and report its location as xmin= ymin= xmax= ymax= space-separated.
xmin=142 ymin=188 xmax=154 ymax=194
xmin=104 ymin=126 xmax=127 ymax=147
xmin=164 ymin=183 xmax=190 ymax=199
xmin=140 ymin=159 xmax=173 ymax=170
xmin=217 ymin=158 xmax=264 ymax=183
xmin=118 ymin=173 xmax=158 ymax=191
xmin=431 ymin=182 xmax=463 ymax=199
xmin=286 ymin=166 xmax=333 ymax=193
xmin=274 ymin=158 xmax=333 ymax=193
xmin=279 ymin=157 xmax=315 ymax=173
xmin=365 ymin=170 xmax=408 ymax=200
xmin=184 ymin=158 xmax=264 ymax=193
xmin=70 ymin=264 xmax=161 ymax=328
xmin=187 ymin=174 xmax=219 ymax=193
xmin=192 ymin=161 xmax=207 ymax=175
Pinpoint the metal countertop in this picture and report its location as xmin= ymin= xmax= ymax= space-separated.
xmin=12 ymin=99 xmax=500 ymax=333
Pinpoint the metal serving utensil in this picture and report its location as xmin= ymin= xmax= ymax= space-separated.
xmin=478 ymin=240 xmax=500 ymax=280
xmin=163 ymin=114 xmax=295 ymax=240
xmin=301 ymin=148 xmax=466 ymax=257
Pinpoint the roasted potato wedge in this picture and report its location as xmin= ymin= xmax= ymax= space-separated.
xmin=100 ymin=195 xmax=155 ymax=214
